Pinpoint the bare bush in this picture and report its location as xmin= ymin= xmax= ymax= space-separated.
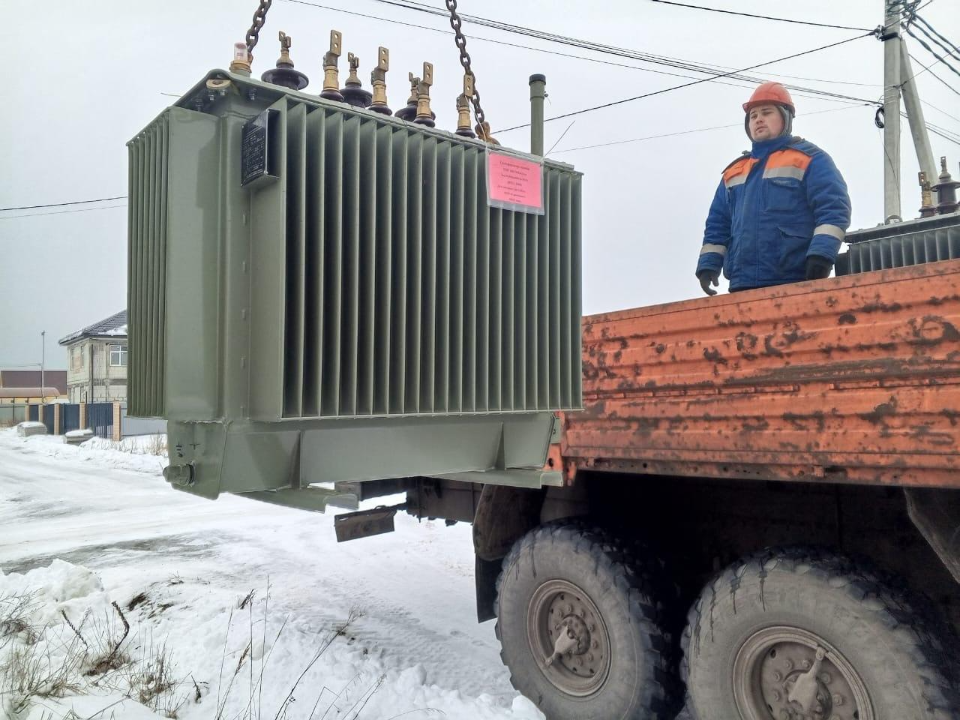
xmin=0 ymin=591 xmax=41 ymax=649
xmin=144 ymin=434 xmax=168 ymax=457
xmin=124 ymin=641 xmax=187 ymax=718
xmin=0 ymin=633 xmax=85 ymax=716
xmin=85 ymin=434 xmax=167 ymax=456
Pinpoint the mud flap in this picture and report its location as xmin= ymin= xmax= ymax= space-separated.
xmin=905 ymin=488 xmax=960 ymax=585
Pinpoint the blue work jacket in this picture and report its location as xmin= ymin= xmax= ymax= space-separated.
xmin=696 ymin=135 xmax=851 ymax=291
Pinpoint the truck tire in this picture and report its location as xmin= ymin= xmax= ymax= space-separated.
xmin=495 ymin=520 xmax=678 ymax=719
xmin=681 ymin=548 xmax=960 ymax=720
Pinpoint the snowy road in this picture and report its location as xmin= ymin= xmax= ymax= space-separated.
xmin=0 ymin=431 xmax=544 ymax=720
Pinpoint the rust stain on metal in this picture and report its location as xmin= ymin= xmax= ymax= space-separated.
xmin=860 ymin=296 xmax=905 ymax=314
xmin=782 ymin=411 xmax=827 ymax=433
xmin=703 ymin=347 xmax=728 ymax=365
xmin=741 ymin=419 xmax=770 ymax=433
xmin=906 ymin=316 xmax=960 ymax=346
xmin=929 ymin=295 xmax=960 ymax=306
xmin=762 ymin=336 xmax=785 ymax=358
xmin=858 ymin=397 xmax=898 ymax=426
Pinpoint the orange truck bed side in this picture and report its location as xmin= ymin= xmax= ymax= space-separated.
xmin=561 ymin=259 xmax=960 ymax=488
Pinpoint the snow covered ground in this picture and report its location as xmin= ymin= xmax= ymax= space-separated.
xmin=0 ymin=430 xmax=545 ymax=720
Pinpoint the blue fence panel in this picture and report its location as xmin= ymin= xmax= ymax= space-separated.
xmin=88 ymin=403 xmax=113 ymax=439
xmin=62 ymin=404 xmax=80 ymax=433
xmin=41 ymin=406 xmax=56 ymax=435
xmin=28 ymin=405 xmax=38 ymax=422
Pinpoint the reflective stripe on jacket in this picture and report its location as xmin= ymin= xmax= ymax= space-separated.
xmin=696 ymin=135 xmax=851 ymax=291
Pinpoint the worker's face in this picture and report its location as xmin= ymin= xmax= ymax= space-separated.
xmin=748 ymin=104 xmax=784 ymax=141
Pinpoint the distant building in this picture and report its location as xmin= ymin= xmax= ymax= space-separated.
xmin=0 ymin=387 xmax=65 ymax=404
xmin=58 ymin=310 xmax=128 ymax=403
xmin=0 ymin=369 xmax=68 ymax=399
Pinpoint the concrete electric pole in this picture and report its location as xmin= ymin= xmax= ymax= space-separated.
xmin=882 ymin=1 xmax=902 ymax=223
xmin=899 ymin=37 xmax=940 ymax=206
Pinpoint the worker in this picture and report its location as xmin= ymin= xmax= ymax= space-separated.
xmin=696 ymin=82 xmax=851 ymax=295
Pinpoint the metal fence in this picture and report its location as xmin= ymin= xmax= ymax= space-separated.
xmin=62 ymin=404 xmax=80 ymax=433
xmin=2 ymin=402 xmax=162 ymax=440
xmin=87 ymin=403 xmax=114 ymax=439
xmin=0 ymin=405 xmax=28 ymax=428
xmin=119 ymin=404 xmax=166 ymax=437
xmin=41 ymin=407 xmax=55 ymax=435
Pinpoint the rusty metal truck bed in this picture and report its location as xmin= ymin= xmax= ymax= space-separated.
xmin=561 ymin=259 xmax=960 ymax=487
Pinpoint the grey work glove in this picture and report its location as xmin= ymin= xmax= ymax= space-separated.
xmin=697 ymin=269 xmax=719 ymax=296
xmin=805 ymin=255 xmax=833 ymax=281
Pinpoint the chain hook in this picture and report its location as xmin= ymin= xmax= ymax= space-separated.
xmin=444 ymin=0 xmax=493 ymax=140
xmin=246 ymin=0 xmax=274 ymax=60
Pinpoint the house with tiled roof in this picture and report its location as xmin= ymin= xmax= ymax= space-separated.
xmin=58 ymin=310 xmax=129 ymax=403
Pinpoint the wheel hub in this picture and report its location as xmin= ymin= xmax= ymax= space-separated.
xmin=557 ymin=614 xmax=591 ymax=655
xmin=527 ymin=580 xmax=611 ymax=697
xmin=733 ymin=627 xmax=873 ymax=720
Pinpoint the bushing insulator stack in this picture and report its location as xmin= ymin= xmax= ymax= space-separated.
xmin=320 ymin=30 xmax=344 ymax=102
xmin=934 ymin=157 xmax=959 ymax=215
xmin=342 ymin=53 xmax=372 ymax=109
xmin=261 ymin=32 xmax=309 ymax=91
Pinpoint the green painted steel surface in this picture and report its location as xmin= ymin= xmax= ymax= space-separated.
xmin=129 ymin=70 xmax=583 ymax=507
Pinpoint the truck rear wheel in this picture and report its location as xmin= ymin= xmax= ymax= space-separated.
xmin=495 ymin=521 xmax=677 ymax=719
xmin=682 ymin=548 xmax=959 ymax=719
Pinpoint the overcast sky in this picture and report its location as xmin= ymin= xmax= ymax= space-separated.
xmin=1 ymin=0 xmax=958 ymax=369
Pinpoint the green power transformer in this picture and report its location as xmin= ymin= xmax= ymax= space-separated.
xmin=128 ymin=69 xmax=582 ymax=513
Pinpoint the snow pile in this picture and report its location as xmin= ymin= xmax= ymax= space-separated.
xmin=0 ymin=430 xmax=546 ymax=720
xmin=0 ymin=559 xmax=106 ymax=623
xmin=0 ymin=562 xmax=544 ymax=720
xmin=5 ymin=429 xmax=167 ymax=475
xmin=0 ymin=561 xmax=120 ymax=718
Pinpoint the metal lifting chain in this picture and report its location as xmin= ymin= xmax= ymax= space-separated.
xmin=246 ymin=0 xmax=274 ymax=56
xmin=445 ymin=0 xmax=489 ymax=134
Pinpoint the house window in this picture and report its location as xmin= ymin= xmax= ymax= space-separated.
xmin=110 ymin=344 xmax=128 ymax=367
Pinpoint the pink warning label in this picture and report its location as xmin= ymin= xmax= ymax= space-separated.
xmin=487 ymin=152 xmax=544 ymax=214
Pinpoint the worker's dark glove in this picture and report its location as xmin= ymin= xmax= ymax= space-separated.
xmin=805 ymin=255 xmax=833 ymax=281
xmin=697 ymin=269 xmax=719 ymax=296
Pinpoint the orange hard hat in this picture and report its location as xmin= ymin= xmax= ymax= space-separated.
xmin=743 ymin=82 xmax=796 ymax=115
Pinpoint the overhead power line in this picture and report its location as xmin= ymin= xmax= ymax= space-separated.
xmin=279 ymin=0 xmax=759 ymax=88
xmin=926 ymin=125 xmax=960 ymax=147
xmin=370 ymin=0 xmax=881 ymax=102
xmin=648 ymin=1 xmax=874 ymax=32
xmin=499 ymin=31 xmax=877 ymax=132
xmin=907 ymin=53 xmax=960 ymax=97
xmin=905 ymin=26 xmax=960 ymax=81
xmin=913 ymin=14 xmax=960 ymax=56
xmin=282 ymin=0 xmax=866 ymax=100
xmin=0 ymin=204 xmax=128 ymax=221
xmin=922 ymin=99 xmax=960 ymax=124
xmin=0 ymin=195 xmax=127 ymax=212
xmin=910 ymin=19 xmax=960 ymax=66
xmin=550 ymin=105 xmax=868 ymax=154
